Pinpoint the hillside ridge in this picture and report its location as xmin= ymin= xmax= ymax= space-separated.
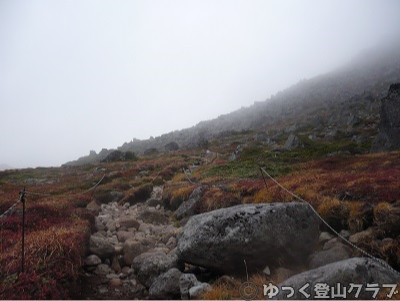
xmin=64 ymin=40 xmax=400 ymax=166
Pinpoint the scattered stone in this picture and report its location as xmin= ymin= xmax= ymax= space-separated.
xmin=94 ymin=264 xmax=112 ymax=275
xmin=118 ymin=217 xmax=140 ymax=230
xmin=189 ymin=283 xmax=211 ymax=299
xmin=349 ymin=227 xmax=377 ymax=244
xmin=179 ymin=273 xmax=200 ymax=300
xmin=138 ymin=209 xmax=169 ymax=225
xmin=174 ymin=187 xmax=202 ymax=220
xmin=318 ymin=231 xmax=335 ymax=244
xmin=123 ymin=239 xmax=152 ymax=266
xmin=105 ymin=220 xmax=116 ymax=232
xmin=146 ymin=198 xmax=163 ymax=207
xmin=149 ymin=268 xmax=183 ymax=299
xmin=89 ymin=235 xmax=114 ymax=260
xmin=133 ymin=251 xmax=184 ymax=288
xmin=322 ymin=238 xmax=338 ymax=250
xmin=111 ymin=257 xmax=121 ymax=273
xmin=308 ymin=244 xmax=352 ymax=269
xmin=109 ymin=278 xmax=122 ymax=287
xmin=166 ymin=236 xmax=177 ymax=249
xmin=86 ymin=200 xmax=101 ymax=211
xmin=339 ymin=229 xmax=351 ymax=239
xmin=263 ymin=265 xmax=271 ymax=276
xmin=116 ymin=230 xmax=135 ymax=243
xmin=84 ymin=254 xmax=102 ymax=266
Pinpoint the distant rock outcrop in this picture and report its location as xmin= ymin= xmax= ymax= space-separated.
xmin=164 ymin=141 xmax=180 ymax=151
xmin=101 ymin=150 xmax=137 ymax=162
xmin=372 ymin=83 xmax=400 ymax=152
xmin=284 ymin=133 xmax=304 ymax=150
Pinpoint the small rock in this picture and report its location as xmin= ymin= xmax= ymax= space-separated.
xmin=87 ymin=200 xmax=101 ymax=211
xmin=123 ymin=239 xmax=152 ymax=266
xmin=114 ymin=244 xmax=124 ymax=255
xmin=106 ymin=273 xmax=119 ymax=279
xmin=89 ymin=235 xmax=114 ymax=260
xmin=166 ymin=236 xmax=177 ymax=249
xmin=179 ymin=273 xmax=200 ymax=300
xmin=339 ymin=229 xmax=351 ymax=239
xmin=139 ymin=210 xmax=169 ymax=225
xmin=118 ymin=217 xmax=140 ymax=230
xmin=189 ymin=283 xmax=211 ymax=299
xmin=146 ymin=198 xmax=163 ymax=207
xmin=149 ymin=268 xmax=183 ymax=299
xmin=116 ymin=230 xmax=135 ymax=243
xmin=308 ymin=244 xmax=352 ymax=269
xmin=319 ymin=231 xmax=335 ymax=244
xmin=95 ymin=264 xmax=112 ymax=275
xmin=322 ymin=238 xmax=338 ymax=250
xmin=121 ymin=266 xmax=131 ymax=275
xmin=106 ymin=220 xmax=116 ymax=232
xmin=109 ymin=278 xmax=122 ymax=287
xmin=84 ymin=254 xmax=102 ymax=266
xmin=133 ymin=251 xmax=184 ymax=288
xmin=111 ymin=257 xmax=122 ymax=273
xmin=349 ymin=227 xmax=377 ymax=244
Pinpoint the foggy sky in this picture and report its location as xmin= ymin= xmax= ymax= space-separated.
xmin=1 ymin=0 xmax=399 ymax=168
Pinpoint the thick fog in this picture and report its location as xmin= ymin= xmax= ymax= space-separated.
xmin=1 ymin=0 xmax=399 ymax=168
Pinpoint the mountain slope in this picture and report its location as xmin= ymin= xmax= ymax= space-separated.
xmin=65 ymin=40 xmax=400 ymax=166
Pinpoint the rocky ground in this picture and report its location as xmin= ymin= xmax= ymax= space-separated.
xmin=73 ymin=182 xmax=400 ymax=300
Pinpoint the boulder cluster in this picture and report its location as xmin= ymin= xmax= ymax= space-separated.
xmin=83 ymin=187 xmax=211 ymax=299
xmin=83 ymin=186 xmax=400 ymax=299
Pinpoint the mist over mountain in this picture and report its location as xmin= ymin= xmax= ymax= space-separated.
xmin=0 ymin=164 xmax=13 ymax=171
xmin=65 ymin=40 xmax=400 ymax=166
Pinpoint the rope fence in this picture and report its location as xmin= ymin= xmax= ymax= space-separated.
xmin=259 ymin=166 xmax=400 ymax=277
xmin=24 ymin=174 xmax=106 ymax=198
xmin=0 ymin=199 xmax=21 ymax=219
xmin=0 ymin=174 xmax=105 ymax=275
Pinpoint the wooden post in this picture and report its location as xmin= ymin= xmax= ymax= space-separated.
xmin=20 ymin=187 xmax=26 ymax=273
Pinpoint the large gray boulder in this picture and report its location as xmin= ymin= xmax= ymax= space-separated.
xmin=177 ymin=203 xmax=320 ymax=274
xmin=372 ymin=83 xmax=400 ymax=151
xmin=273 ymin=257 xmax=400 ymax=299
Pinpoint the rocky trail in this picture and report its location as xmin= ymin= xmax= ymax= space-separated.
xmin=73 ymin=181 xmax=400 ymax=300
xmin=76 ymin=186 xmax=184 ymax=299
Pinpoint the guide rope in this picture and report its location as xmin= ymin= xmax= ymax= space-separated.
xmin=0 ymin=199 xmax=21 ymax=219
xmin=259 ymin=166 xmax=400 ymax=277
xmin=24 ymin=174 xmax=106 ymax=198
